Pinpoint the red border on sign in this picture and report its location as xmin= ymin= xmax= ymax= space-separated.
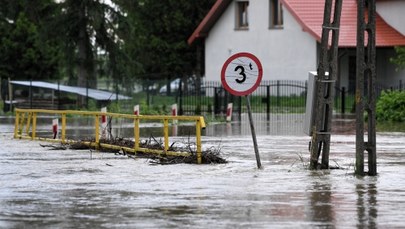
xmin=221 ymin=52 xmax=263 ymax=96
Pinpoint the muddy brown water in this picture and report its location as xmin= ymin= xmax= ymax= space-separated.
xmin=1 ymin=115 xmax=405 ymax=228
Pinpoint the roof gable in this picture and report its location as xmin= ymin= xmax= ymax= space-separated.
xmin=187 ymin=0 xmax=232 ymax=45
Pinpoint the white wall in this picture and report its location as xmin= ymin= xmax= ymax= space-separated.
xmin=204 ymin=0 xmax=317 ymax=82
xmin=377 ymin=0 xmax=405 ymax=36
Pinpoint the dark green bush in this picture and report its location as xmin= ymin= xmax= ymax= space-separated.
xmin=376 ymin=90 xmax=405 ymax=122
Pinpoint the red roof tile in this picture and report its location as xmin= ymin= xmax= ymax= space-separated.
xmin=282 ymin=0 xmax=405 ymax=47
xmin=189 ymin=0 xmax=405 ymax=47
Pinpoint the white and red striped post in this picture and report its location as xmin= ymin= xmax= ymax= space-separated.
xmin=101 ymin=107 xmax=107 ymax=138
xmin=52 ymin=118 xmax=58 ymax=139
xmin=134 ymin=104 xmax=140 ymax=115
xmin=171 ymin=104 xmax=178 ymax=124
xmin=226 ymin=103 xmax=233 ymax=122
xmin=171 ymin=124 xmax=178 ymax=136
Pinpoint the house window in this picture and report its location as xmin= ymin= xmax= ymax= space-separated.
xmin=269 ymin=0 xmax=283 ymax=28
xmin=236 ymin=1 xmax=249 ymax=29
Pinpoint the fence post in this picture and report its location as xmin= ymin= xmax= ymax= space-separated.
xmin=214 ymin=87 xmax=219 ymax=115
xmin=95 ymin=114 xmax=100 ymax=149
xmin=14 ymin=110 xmax=19 ymax=138
xmin=146 ymin=80 xmax=151 ymax=107
xmin=101 ymin=107 xmax=107 ymax=139
xmin=32 ymin=112 xmax=37 ymax=139
xmin=86 ymin=79 xmax=89 ymax=109
xmin=57 ymin=80 xmax=61 ymax=110
xmin=134 ymin=117 xmax=140 ymax=152
xmin=115 ymin=82 xmax=119 ymax=102
xmin=196 ymin=118 xmax=202 ymax=164
xmin=134 ymin=105 xmax=139 ymax=115
xmin=266 ymin=85 xmax=270 ymax=121
xmin=305 ymin=80 xmax=308 ymax=97
xmin=52 ymin=118 xmax=58 ymax=139
xmin=171 ymin=104 xmax=178 ymax=124
xmin=400 ymin=80 xmax=403 ymax=91
xmin=277 ymin=80 xmax=280 ymax=113
xmin=62 ymin=113 xmax=66 ymax=143
xmin=29 ymin=78 xmax=33 ymax=109
xmin=163 ymin=119 xmax=169 ymax=152
xmin=226 ymin=103 xmax=233 ymax=122
xmin=179 ymin=80 xmax=183 ymax=115
xmin=341 ymin=87 xmax=346 ymax=114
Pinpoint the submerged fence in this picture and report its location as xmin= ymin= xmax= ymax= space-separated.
xmin=14 ymin=108 xmax=206 ymax=163
xmin=5 ymin=78 xmax=404 ymax=120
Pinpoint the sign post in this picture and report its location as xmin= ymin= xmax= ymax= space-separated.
xmin=221 ymin=52 xmax=263 ymax=169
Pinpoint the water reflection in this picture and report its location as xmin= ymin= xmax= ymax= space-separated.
xmin=204 ymin=114 xmax=305 ymax=137
xmin=356 ymin=183 xmax=378 ymax=229
xmin=308 ymin=181 xmax=335 ymax=226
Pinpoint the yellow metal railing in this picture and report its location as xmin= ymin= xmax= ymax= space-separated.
xmin=14 ymin=108 xmax=206 ymax=164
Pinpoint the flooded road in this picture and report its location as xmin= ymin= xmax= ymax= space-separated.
xmin=1 ymin=117 xmax=405 ymax=228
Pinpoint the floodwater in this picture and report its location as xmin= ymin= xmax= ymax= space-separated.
xmin=1 ymin=115 xmax=405 ymax=228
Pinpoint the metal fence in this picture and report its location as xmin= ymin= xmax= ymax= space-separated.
xmin=146 ymin=78 xmax=404 ymax=121
xmin=4 ymin=77 xmax=404 ymax=120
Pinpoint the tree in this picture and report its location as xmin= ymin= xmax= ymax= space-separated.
xmin=117 ymin=0 xmax=215 ymax=80
xmin=0 ymin=0 xmax=216 ymax=98
xmin=0 ymin=12 xmax=59 ymax=81
xmin=56 ymin=0 xmax=128 ymax=89
xmin=0 ymin=0 xmax=61 ymax=81
xmin=390 ymin=46 xmax=405 ymax=70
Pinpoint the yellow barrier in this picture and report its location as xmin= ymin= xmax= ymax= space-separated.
xmin=14 ymin=108 xmax=206 ymax=164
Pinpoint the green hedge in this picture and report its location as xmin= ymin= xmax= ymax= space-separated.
xmin=376 ymin=90 xmax=405 ymax=122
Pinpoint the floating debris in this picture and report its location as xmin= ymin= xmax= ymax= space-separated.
xmin=40 ymin=136 xmax=227 ymax=165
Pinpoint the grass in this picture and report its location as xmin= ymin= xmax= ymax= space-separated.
xmin=377 ymin=121 xmax=405 ymax=132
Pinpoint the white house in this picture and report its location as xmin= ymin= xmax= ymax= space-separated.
xmin=188 ymin=0 xmax=405 ymax=91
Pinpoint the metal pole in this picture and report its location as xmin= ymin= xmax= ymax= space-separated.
xmin=57 ymin=80 xmax=61 ymax=110
xmin=30 ymin=78 xmax=32 ymax=109
xmin=341 ymin=87 xmax=346 ymax=114
xmin=8 ymin=77 xmax=12 ymax=112
xmin=276 ymin=80 xmax=280 ymax=113
xmin=246 ymin=95 xmax=262 ymax=169
xmin=266 ymin=85 xmax=270 ymax=121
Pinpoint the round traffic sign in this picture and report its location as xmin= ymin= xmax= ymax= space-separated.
xmin=221 ymin=52 xmax=263 ymax=96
